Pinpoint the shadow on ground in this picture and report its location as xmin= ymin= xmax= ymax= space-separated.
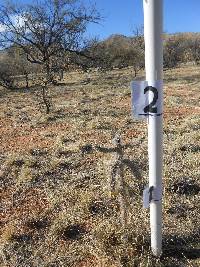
xmin=162 ymin=228 xmax=200 ymax=260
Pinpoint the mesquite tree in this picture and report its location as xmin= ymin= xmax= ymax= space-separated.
xmin=0 ymin=0 xmax=100 ymax=113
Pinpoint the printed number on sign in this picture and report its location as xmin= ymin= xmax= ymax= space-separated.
xmin=143 ymin=86 xmax=158 ymax=114
xmin=131 ymin=80 xmax=163 ymax=120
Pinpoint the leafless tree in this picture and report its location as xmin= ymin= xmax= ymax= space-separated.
xmin=0 ymin=0 xmax=100 ymax=113
xmin=131 ymin=26 xmax=145 ymax=77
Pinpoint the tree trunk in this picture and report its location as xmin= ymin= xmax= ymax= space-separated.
xmin=59 ymin=69 xmax=63 ymax=81
xmin=134 ymin=67 xmax=137 ymax=77
xmin=46 ymin=61 xmax=52 ymax=83
xmin=25 ymin=73 xmax=29 ymax=88
xmin=42 ymin=85 xmax=51 ymax=114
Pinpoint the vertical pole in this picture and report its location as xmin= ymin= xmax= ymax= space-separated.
xmin=143 ymin=0 xmax=163 ymax=256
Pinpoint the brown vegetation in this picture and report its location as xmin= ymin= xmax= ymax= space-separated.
xmin=0 ymin=64 xmax=199 ymax=266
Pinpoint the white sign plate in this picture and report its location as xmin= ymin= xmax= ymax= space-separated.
xmin=143 ymin=185 xmax=162 ymax=209
xmin=131 ymin=80 xmax=163 ymax=119
xmin=143 ymin=186 xmax=150 ymax=209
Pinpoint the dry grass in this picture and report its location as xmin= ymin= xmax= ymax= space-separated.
xmin=0 ymin=65 xmax=200 ymax=267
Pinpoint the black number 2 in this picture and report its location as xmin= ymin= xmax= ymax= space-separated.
xmin=143 ymin=86 xmax=158 ymax=114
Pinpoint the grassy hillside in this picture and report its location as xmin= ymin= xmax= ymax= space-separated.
xmin=0 ymin=65 xmax=200 ymax=267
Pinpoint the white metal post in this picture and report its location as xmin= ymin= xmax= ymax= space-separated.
xmin=143 ymin=0 xmax=163 ymax=256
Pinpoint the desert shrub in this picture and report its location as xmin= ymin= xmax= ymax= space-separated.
xmin=163 ymin=33 xmax=200 ymax=68
xmin=0 ymin=55 xmax=15 ymax=89
xmin=189 ymin=37 xmax=200 ymax=65
xmin=164 ymin=37 xmax=184 ymax=68
xmin=86 ymin=34 xmax=144 ymax=75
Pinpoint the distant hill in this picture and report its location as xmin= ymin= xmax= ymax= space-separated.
xmin=1 ymin=32 xmax=200 ymax=73
xmin=102 ymin=32 xmax=200 ymax=46
xmin=102 ymin=34 xmax=133 ymax=47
